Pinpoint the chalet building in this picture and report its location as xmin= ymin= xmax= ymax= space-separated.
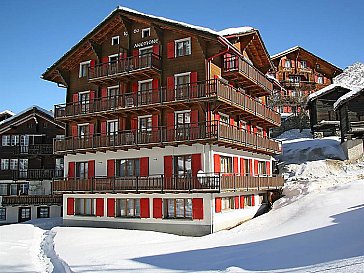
xmin=0 ymin=106 xmax=64 ymax=224
xmin=0 ymin=110 xmax=14 ymax=123
xmin=42 ymin=7 xmax=284 ymax=236
xmin=270 ymin=46 xmax=342 ymax=115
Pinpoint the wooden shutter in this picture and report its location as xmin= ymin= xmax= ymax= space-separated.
xmin=249 ymin=159 xmax=253 ymax=176
xmin=234 ymin=196 xmax=239 ymax=209
xmin=152 ymin=44 xmax=159 ymax=56
xmin=190 ymin=72 xmax=198 ymax=98
xmin=133 ymin=49 xmax=139 ymax=68
xmin=246 ymin=124 xmax=251 ymax=133
xmin=153 ymin=198 xmax=163 ymax=218
xmin=233 ymin=157 xmax=238 ymax=174
xmin=152 ymin=78 xmax=159 ymax=103
xmin=214 ymin=154 xmax=221 ymax=173
xmin=140 ymin=157 xmax=149 ymax=177
xmin=190 ymin=109 xmax=199 ymax=139
xmin=72 ymin=93 xmax=78 ymax=103
xmin=89 ymin=124 xmax=94 ymax=136
xmin=67 ymin=198 xmax=75 ymax=215
xmin=140 ymin=198 xmax=150 ymax=218
xmin=68 ymin=162 xmax=75 ymax=178
xmin=167 ymin=76 xmax=175 ymax=101
xmin=89 ymin=90 xmax=95 ymax=101
xmin=166 ymin=112 xmax=174 ymax=141
xmin=107 ymin=198 xmax=115 ymax=217
xmin=164 ymin=155 xmax=173 ymax=178
xmin=215 ymin=197 xmax=222 ymax=213
xmin=240 ymin=158 xmax=245 ymax=176
xmin=152 ymin=114 xmax=158 ymax=130
xmin=167 ymin=41 xmax=175 ymax=59
xmin=96 ymin=198 xmax=104 ymax=217
xmin=266 ymin=161 xmax=271 ymax=176
xmin=192 ymin=198 xmax=203 ymax=220
xmin=101 ymin=121 xmax=107 ymax=136
xmin=240 ymin=196 xmax=245 ymax=209
xmin=191 ymin=153 xmax=202 ymax=177
xmin=230 ymin=117 xmax=235 ymax=126
xmin=251 ymin=195 xmax=255 ymax=206
xmin=215 ymin=112 xmax=220 ymax=122
xmin=254 ymin=160 xmax=259 ymax=176
xmin=88 ymin=160 xmax=95 ymax=178
xmin=131 ymin=117 xmax=138 ymax=131
xmin=107 ymin=159 xmax=115 ymax=178
xmin=71 ymin=125 xmax=78 ymax=137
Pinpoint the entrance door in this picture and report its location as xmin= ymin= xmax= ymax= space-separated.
xmin=18 ymin=207 xmax=31 ymax=222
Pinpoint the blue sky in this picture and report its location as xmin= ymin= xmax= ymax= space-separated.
xmin=0 ymin=0 xmax=363 ymax=113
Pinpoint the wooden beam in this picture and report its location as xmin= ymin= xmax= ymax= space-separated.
xmin=89 ymin=40 xmax=102 ymax=61
xmin=56 ymin=69 xmax=70 ymax=87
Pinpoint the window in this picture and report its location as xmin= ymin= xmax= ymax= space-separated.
xmin=142 ymin=28 xmax=150 ymax=38
xmin=27 ymin=122 xmax=33 ymax=129
xmin=116 ymin=198 xmax=140 ymax=217
xmin=20 ymin=135 xmax=29 ymax=146
xmin=289 ymin=76 xmax=300 ymax=83
xmin=1 ymin=159 xmax=9 ymax=170
xmin=175 ymin=37 xmax=191 ymax=57
xmin=111 ymin=36 xmax=120 ymax=46
xmin=11 ymin=135 xmax=19 ymax=146
xmin=138 ymin=115 xmax=152 ymax=132
xmin=79 ymin=92 xmax=90 ymax=113
xmin=316 ymin=64 xmax=320 ymax=69
xmin=285 ymin=59 xmax=291 ymax=68
xmin=10 ymin=159 xmax=18 ymax=170
xmin=244 ymin=195 xmax=253 ymax=206
xmin=0 ymin=208 xmax=6 ymax=220
xmin=239 ymin=120 xmax=247 ymax=130
xmin=258 ymin=161 xmax=267 ymax=176
xmin=37 ymin=207 xmax=50 ymax=218
xmin=175 ymin=110 xmax=191 ymax=139
xmin=76 ymin=162 xmax=88 ymax=179
xmin=55 ymin=158 xmax=64 ymax=177
xmin=175 ymin=73 xmax=190 ymax=99
xmin=139 ymin=80 xmax=153 ymax=105
xmin=219 ymin=112 xmax=229 ymax=125
xmin=116 ymin=159 xmax=140 ymax=177
xmin=222 ymin=197 xmax=235 ymax=210
xmin=317 ymin=76 xmax=324 ymax=84
xmin=245 ymin=159 xmax=250 ymax=176
xmin=174 ymin=155 xmax=192 ymax=176
xmin=9 ymin=184 xmax=18 ymax=195
xmin=256 ymin=126 xmax=263 ymax=136
xmin=19 ymin=183 xmax=29 ymax=195
xmin=221 ymin=156 xmax=232 ymax=173
xmin=300 ymin=60 xmax=307 ymax=68
xmin=19 ymin=207 xmax=31 ymax=222
xmin=18 ymin=159 xmax=28 ymax=178
xmin=2 ymin=135 xmax=10 ymax=146
xmin=164 ymin=198 xmax=192 ymax=219
xmin=79 ymin=61 xmax=91 ymax=78
xmin=75 ymin=198 xmax=95 ymax=216
xmin=139 ymin=47 xmax=153 ymax=67
xmin=109 ymin=54 xmax=119 ymax=64
xmin=0 ymin=184 xmax=8 ymax=195
xmin=78 ymin=124 xmax=89 ymax=138
xmin=107 ymin=120 xmax=119 ymax=136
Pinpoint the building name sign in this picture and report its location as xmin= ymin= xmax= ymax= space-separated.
xmin=134 ymin=38 xmax=159 ymax=49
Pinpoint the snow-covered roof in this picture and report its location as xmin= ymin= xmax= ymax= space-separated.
xmin=307 ymin=83 xmax=345 ymax=103
xmin=271 ymin=46 xmax=300 ymax=59
xmin=0 ymin=110 xmax=15 ymax=116
xmin=217 ymin=26 xmax=254 ymax=36
xmin=0 ymin=105 xmax=54 ymax=126
xmin=333 ymin=87 xmax=364 ymax=110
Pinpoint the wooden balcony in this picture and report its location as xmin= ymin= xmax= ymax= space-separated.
xmin=222 ymin=56 xmax=273 ymax=96
xmin=0 ymin=144 xmax=54 ymax=156
xmin=88 ymin=53 xmax=161 ymax=84
xmin=0 ymin=195 xmax=63 ymax=206
xmin=281 ymin=80 xmax=317 ymax=91
xmin=54 ymin=121 xmax=281 ymax=155
xmin=54 ymin=79 xmax=280 ymax=127
xmin=0 ymin=169 xmax=64 ymax=181
xmin=52 ymin=173 xmax=284 ymax=194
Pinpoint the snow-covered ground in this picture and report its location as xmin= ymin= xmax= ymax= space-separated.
xmin=1 ymin=130 xmax=363 ymax=273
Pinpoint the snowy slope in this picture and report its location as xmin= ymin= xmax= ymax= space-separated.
xmin=0 ymin=131 xmax=364 ymax=273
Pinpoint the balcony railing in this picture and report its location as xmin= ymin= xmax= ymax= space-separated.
xmin=54 ymin=79 xmax=280 ymax=126
xmin=11 ymin=169 xmax=64 ymax=180
xmin=88 ymin=53 xmax=161 ymax=82
xmin=223 ymin=56 xmax=273 ymax=94
xmin=54 ymin=121 xmax=281 ymax=155
xmin=52 ymin=173 xmax=284 ymax=193
xmin=0 ymin=195 xmax=63 ymax=206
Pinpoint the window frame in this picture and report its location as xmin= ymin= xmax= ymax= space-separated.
xmin=164 ymin=198 xmax=192 ymax=219
xmin=141 ymin=28 xmax=151 ymax=38
xmin=1 ymin=135 xmax=10 ymax=146
xmin=115 ymin=198 xmax=140 ymax=218
xmin=175 ymin=37 xmax=191 ymax=57
xmin=79 ymin=60 xmax=91 ymax=78
xmin=0 ymin=207 xmax=6 ymax=221
xmin=173 ymin=154 xmax=192 ymax=177
xmin=220 ymin=156 xmax=233 ymax=174
xmin=37 ymin=206 xmax=50 ymax=218
xmin=115 ymin=158 xmax=140 ymax=177
xmin=111 ymin=35 xmax=120 ymax=46
xmin=75 ymin=198 xmax=95 ymax=216
xmin=1 ymin=159 xmax=9 ymax=170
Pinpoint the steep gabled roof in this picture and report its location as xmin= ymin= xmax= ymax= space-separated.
xmin=0 ymin=106 xmax=64 ymax=134
xmin=333 ymin=87 xmax=364 ymax=110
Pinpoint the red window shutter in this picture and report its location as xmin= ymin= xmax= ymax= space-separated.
xmin=132 ymin=82 xmax=138 ymax=94
xmin=90 ymin=60 xmax=95 ymax=68
xmin=215 ymin=197 xmax=222 ymax=213
xmin=88 ymin=160 xmax=95 ymax=178
xmin=191 ymin=153 xmax=202 ymax=177
xmin=67 ymin=198 xmax=74 ymax=215
xmin=215 ymin=112 xmax=220 ymax=121
xmin=140 ymin=198 xmax=150 ymax=218
xmin=89 ymin=90 xmax=95 ymax=101
xmin=89 ymin=124 xmax=94 ymax=136
xmin=192 ymin=198 xmax=204 ymax=220
xmin=72 ymin=93 xmax=78 ymax=103
xmin=254 ymin=160 xmax=259 ymax=176
xmin=214 ymin=154 xmax=221 ymax=173
xmin=107 ymin=159 xmax=115 ymax=178
xmin=152 ymin=114 xmax=158 ymax=130
xmin=253 ymin=126 xmax=258 ymax=134
xmin=96 ymin=198 xmax=104 ymax=217
xmin=233 ymin=157 xmax=238 ymax=174
xmin=102 ymin=56 xmax=109 ymax=63
xmin=152 ymin=44 xmax=159 ymax=56
xmin=190 ymin=71 xmax=198 ymax=83
xmin=101 ymin=87 xmax=107 ymax=98
xmin=191 ymin=109 xmax=198 ymax=127
xmin=153 ymin=198 xmax=162 ymax=218
xmin=101 ymin=121 xmax=107 ymax=136
xmin=234 ymin=196 xmax=239 ymax=209
xmin=107 ymin=198 xmax=115 ymax=217
xmin=230 ymin=117 xmax=235 ymax=126
xmin=249 ymin=159 xmax=253 ymax=176
xmin=263 ymin=129 xmax=267 ymax=138
xmin=167 ymin=41 xmax=175 ymax=59
xmin=140 ymin=157 xmax=149 ymax=177
xmin=240 ymin=158 xmax=245 ymax=176
xmin=133 ymin=49 xmax=139 ymax=58
xmin=68 ymin=162 xmax=75 ymax=178
xmin=266 ymin=161 xmax=271 ymax=176
xmin=246 ymin=124 xmax=251 ymax=133
xmin=164 ymin=155 xmax=173 ymax=178
xmin=166 ymin=112 xmax=174 ymax=141
xmin=131 ymin=117 xmax=138 ymax=131
xmin=190 ymin=72 xmax=198 ymax=98
xmin=152 ymin=78 xmax=159 ymax=103
xmin=240 ymin=196 xmax=245 ymax=209
xmin=167 ymin=76 xmax=175 ymax=101
xmin=71 ymin=125 xmax=78 ymax=137
xmin=252 ymin=195 xmax=255 ymax=206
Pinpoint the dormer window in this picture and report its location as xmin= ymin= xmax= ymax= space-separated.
xmin=79 ymin=61 xmax=91 ymax=78
xmin=142 ymin=28 xmax=150 ymax=38
xmin=112 ymin=36 xmax=119 ymax=46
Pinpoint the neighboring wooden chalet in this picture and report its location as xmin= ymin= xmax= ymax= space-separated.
xmin=0 ymin=106 xmax=64 ymax=224
xmin=42 ymin=6 xmax=283 ymax=236
xmin=306 ymin=84 xmax=350 ymax=137
xmin=0 ymin=110 xmax=14 ymax=123
xmin=271 ymin=46 xmax=342 ymax=115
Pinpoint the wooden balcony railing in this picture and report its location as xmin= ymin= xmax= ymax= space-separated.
xmin=11 ymin=169 xmax=64 ymax=180
xmin=223 ymin=56 xmax=273 ymax=94
xmin=14 ymin=144 xmax=53 ymax=155
xmin=88 ymin=53 xmax=161 ymax=82
xmin=54 ymin=121 xmax=281 ymax=155
xmin=52 ymin=173 xmax=284 ymax=193
xmin=54 ymin=79 xmax=280 ymax=126
xmin=0 ymin=195 xmax=63 ymax=206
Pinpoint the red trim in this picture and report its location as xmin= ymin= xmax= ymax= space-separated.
xmin=164 ymin=156 xmax=173 ymax=178
xmin=240 ymin=158 xmax=245 ymax=176
xmin=101 ymin=121 xmax=107 ymax=136
xmin=88 ymin=160 xmax=95 ymax=178
xmin=68 ymin=162 xmax=75 ymax=178
xmin=192 ymin=198 xmax=204 ymax=220
xmin=266 ymin=161 xmax=271 ymax=176
xmin=96 ymin=198 xmax=104 ymax=217
xmin=214 ymin=154 xmax=221 ymax=173
xmin=140 ymin=157 xmax=149 ymax=177
xmin=252 ymin=195 xmax=255 ymax=206
xmin=152 ymin=44 xmax=159 ymax=56
xmin=89 ymin=124 xmax=94 ymax=135
xmin=153 ymin=198 xmax=163 ymax=218
xmin=254 ymin=160 xmax=259 ymax=176
xmin=71 ymin=125 xmax=78 ymax=137
xmin=215 ymin=197 xmax=222 ymax=213
xmin=240 ymin=196 xmax=245 ymax=209
xmin=107 ymin=159 xmax=115 ymax=178
xmin=140 ymin=198 xmax=150 ymax=218
xmin=191 ymin=153 xmax=202 ymax=177
xmin=233 ymin=157 xmax=238 ymax=174
xmin=107 ymin=198 xmax=115 ymax=217
xmin=67 ymin=198 xmax=74 ymax=215
xmin=152 ymin=78 xmax=159 ymax=103
xmin=167 ymin=41 xmax=175 ymax=59
xmin=72 ymin=93 xmax=78 ymax=103
xmin=234 ymin=196 xmax=239 ymax=209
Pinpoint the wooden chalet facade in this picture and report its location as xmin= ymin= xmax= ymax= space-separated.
xmin=270 ymin=46 xmax=342 ymax=115
xmin=42 ymin=7 xmax=283 ymax=236
xmin=0 ymin=106 xmax=64 ymax=224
